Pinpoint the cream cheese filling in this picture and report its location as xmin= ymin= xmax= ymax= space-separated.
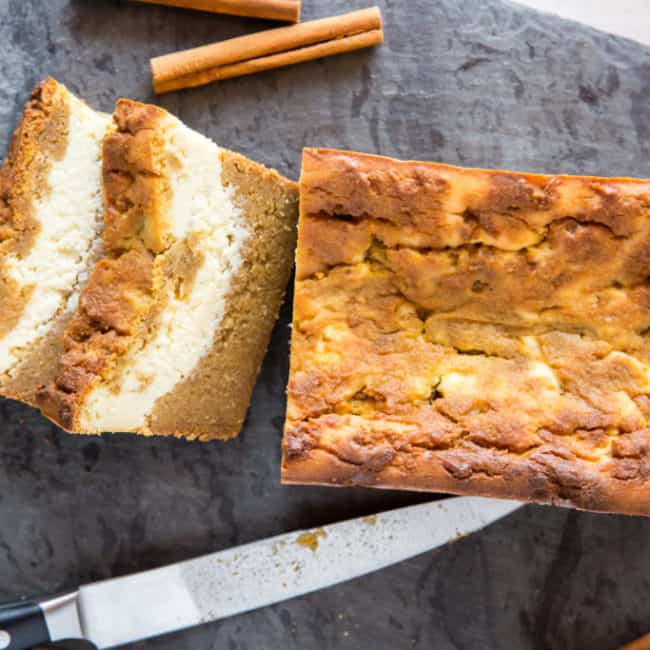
xmin=79 ymin=117 xmax=249 ymax=432
xmin=0 ymin=95 xmax=110 ymax=376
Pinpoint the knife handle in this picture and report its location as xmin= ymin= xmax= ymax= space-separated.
xmin=0 ymin=600 xmax=50 ymax=650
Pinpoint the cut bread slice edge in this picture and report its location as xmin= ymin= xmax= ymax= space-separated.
xmin=37 ymin=99 xmax=298 ymax=440
xmin=0 ymin=77 xmax=111 ymax=405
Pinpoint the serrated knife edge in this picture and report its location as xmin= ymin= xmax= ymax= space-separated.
xmin=18 ymin=496 xmax=522 ymax=649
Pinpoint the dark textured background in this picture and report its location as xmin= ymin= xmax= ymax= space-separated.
xmin=1 ymin=1 xmax=650 ymax=648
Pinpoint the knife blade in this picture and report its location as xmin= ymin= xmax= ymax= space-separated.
xmin=511 ymin=0 xmax=650 ymax=48
xmin=0 ymin=496 xmax=520 ymax=649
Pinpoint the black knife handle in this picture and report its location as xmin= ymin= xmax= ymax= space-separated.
xmin=0 ymin=600 xmax=50 ymax=650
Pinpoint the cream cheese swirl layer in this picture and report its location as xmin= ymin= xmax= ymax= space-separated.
xmin=79 ymin=116 xmax=249 ymax=432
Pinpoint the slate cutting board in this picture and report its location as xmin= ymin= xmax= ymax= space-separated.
xmin=1 ymin=1 xmax=650 ymax=648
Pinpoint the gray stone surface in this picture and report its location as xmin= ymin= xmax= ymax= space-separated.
xmin=1 ymin=0 xmax=650 ymax=648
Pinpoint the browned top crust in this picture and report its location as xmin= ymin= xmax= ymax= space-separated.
xmin=282 ymin=148 xmax=650 ymax=515
xmin=0 ymin=77 xmax=69 ymax=344
xmin=36 ymin=99 xmax=165 ymax=429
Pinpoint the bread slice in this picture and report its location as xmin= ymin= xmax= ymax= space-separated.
xmin=282 ymin=148 xmax=650 ymax=516
xmin=37 ymin=99 xmax=298 ymax=440
xmin=0 ymin=78 xmax=111 ymax=405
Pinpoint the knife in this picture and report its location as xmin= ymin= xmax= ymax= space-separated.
xmin=0 ymin=496 xmax=520 ymax=649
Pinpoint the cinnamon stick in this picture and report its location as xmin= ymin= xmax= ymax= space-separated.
xmin=151 ymin=6 xmax=383 ymax=93
xmin=131 ymin=0 xmax=301 ymax=22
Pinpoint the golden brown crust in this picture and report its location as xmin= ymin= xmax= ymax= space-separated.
xmin=620 ymin=633 xmax=650 ymax=650
xmin=36 ymin=99 xmax=165 ymax=430
xmin=0 ymin=78 xmax=69 ymax=342
xmin=282 ymin=148 xmax=650 ymax=516
xmin=2 ymin=315 xmax=68 ymax=405
xmin=148 ymin=150 xmax=298 ymax=440
xmin=101 ymin=100 xmax=171 ymax=253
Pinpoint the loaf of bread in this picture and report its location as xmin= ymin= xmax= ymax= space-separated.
xmin=282 ymin=148 xmax=650 ymax=515
xmin=36 ymin=98 xmax=298 ymax=439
